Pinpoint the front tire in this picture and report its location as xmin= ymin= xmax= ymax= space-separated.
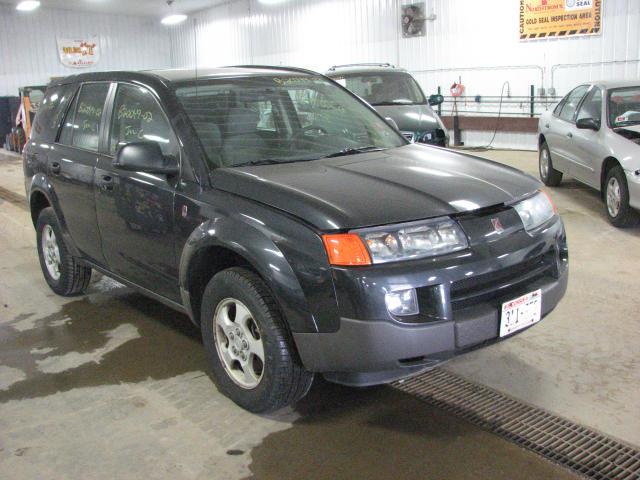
xmin=201 ymin=267 xmax=313 ymax=413
xmin=539 ymin=142 xmax=563 ymax=187
xmin=36 ymin=207 xmax=92 ymax=296
xmin=604 ymin=166 xmax=639 ymax=228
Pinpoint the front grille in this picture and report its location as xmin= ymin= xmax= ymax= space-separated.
xmin=450 ymin=254 xmax=553 ymax=309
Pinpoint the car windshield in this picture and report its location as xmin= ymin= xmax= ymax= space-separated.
xmin=174 ymin=74 xmax=406 ymax=168
xmin=331 ymin=72 xmax=426 ymax=106
xmin=608 ymin=86 xmax=640 ymax=127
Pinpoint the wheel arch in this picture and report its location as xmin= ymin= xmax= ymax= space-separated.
xmin=29 ymin=189 xmax=51 ymax=226
xmin=538 ymin=133 xmax=546 ymax=147
xmin=601 ymin=157 xmax=621 ymax=195
xmin=178 ymin=218 xmax=321 ymax=335
xmin=28 ymin=177 xmax=81 ymax=257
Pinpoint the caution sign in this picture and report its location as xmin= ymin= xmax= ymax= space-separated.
xmin=519 ymin=0 xmax=602 ymax=41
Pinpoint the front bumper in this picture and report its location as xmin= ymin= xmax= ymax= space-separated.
xmin=626 ymin=168 xmax=640 ymax=210
xmin=293 ymin=215 xmax=568 ymax=386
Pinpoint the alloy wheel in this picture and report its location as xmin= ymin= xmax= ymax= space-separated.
xmin=540 ymin=148 xmax=550 ymax=179
xmin=213 ymin=298 xmax=265 ymax=389
xmin=41 ymin=224 xmax=61 ymax=280
xmin=606 ymin=177 xmax=621 ymax=218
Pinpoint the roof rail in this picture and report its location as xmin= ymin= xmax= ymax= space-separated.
xmin=227 ymin=65 xmax=322 ymax=76
xmin=327 ymin=63 xmax=395 ymax=71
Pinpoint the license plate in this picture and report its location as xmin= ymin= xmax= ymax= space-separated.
xmin=500 ymin=289 xmax=542 ymax=337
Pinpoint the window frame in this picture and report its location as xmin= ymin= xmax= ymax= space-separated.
xmin=103 ymin=81 xmax=183 ymax=175
xmin=106 ymin=82 xmax=179 ymax=158
xmin=606 ymin=86 xmax=640 ymax=129
xmin=555 ymin=84 xmax=590 ymax=124
xmin=55 ymin=81 xmax=112 ymax=154
xmin=575 ymin=85 xmax=603 ymax=123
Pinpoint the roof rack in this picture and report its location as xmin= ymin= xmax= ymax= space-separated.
xmin=327 ymin=63 xmax=395 ymax=71
xmin=227 ymin=65 xmax=321 ymax=76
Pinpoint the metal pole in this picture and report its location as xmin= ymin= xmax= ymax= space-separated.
xmin=530 ymin=84 xmax=535 ymax=118
xmin=437 ymin=86 xmax=442 ymax=116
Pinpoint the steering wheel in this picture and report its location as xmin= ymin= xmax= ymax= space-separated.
xmin=291 ymin=124 xmax=329 ymax=141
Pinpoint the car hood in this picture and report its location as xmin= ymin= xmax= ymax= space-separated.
xmin=614 ymin=124 xmax=640 ymax=146
xmin=373 ymin=104 xmax=441 ymax=132
xmin=211 ymin=144 xmax=542 ymax=231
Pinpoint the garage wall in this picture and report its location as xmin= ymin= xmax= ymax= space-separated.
xmin=0 ymin=5 xmax=171 ymax=97
xmin=170 ymin=0 xmax=639 ymax=95
xmin=169 ymin=0 xmax=639 ymax=149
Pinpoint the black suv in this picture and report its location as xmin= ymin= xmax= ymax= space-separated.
xmin=325 ymin=63 xmax=449 ymax=146
xmin=24 ymin=66 xmax=568 ymax=412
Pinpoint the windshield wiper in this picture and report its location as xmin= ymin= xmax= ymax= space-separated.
xmin=323 ymin=146 xmax=386 ymax=158
xmin=233 ymin=154 xmax=323 ymax=167
xmin=370 ymin=101 xmax=416 ymax=106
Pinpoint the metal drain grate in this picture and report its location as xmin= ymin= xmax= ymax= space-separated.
xmin=394 ymin=368 xmax=640 ymax=480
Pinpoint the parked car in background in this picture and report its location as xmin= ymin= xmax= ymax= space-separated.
xmin=325 ymin=63 xmax=448 ymax=147
xmin=538 ymin=81 xmax=640 ymax=227
xmin=25 ymin=66 xmax=567 ymax=413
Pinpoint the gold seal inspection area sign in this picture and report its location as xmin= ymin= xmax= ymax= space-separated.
xmin=519 ymin=0 xmax=602 ymax=40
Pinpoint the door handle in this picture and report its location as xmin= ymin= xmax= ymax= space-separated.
xmin=566 ymin=132 xmax=573 ymax=138
xmin=50 ymin=162 xmax=61 ymax=175
xmin=99 ymin=175 xmax=114 ymax=191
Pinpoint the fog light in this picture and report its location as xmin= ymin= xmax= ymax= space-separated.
xmin=385 ymin=288 xmax=419 ymax=316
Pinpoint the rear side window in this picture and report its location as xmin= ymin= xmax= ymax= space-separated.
xmin=558 ymin=85 xmax=589 ymax=122
xmin=58 ymin=83 xmax=109 ymax=151
xmin=31 ymin=84 xmax=75 ymax=141
xmin=109 ymin=83 xmax=177 ymax=157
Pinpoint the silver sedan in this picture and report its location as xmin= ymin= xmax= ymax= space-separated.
xmin=538 ymin=80 xmax=640 ymax=227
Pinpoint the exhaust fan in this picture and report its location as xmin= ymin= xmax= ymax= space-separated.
xmin=401 ymin=3 xmax=427 ymax=38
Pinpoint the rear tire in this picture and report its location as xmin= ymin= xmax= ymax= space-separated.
xmin=201 ymin=267 xmax=313 ymax=413
xmin=539 ymin=142 xmax=563 ymax=187
xmin=604 ymin=166 xmax=639 ymax=228
xmin=36 ymin=207 xmax=92 ymax=296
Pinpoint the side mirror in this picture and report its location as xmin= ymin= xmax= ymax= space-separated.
xmin=576 ymin=117 xmax=600 ymax=131
xmin=113 ymin=141 xmax=179 ymax=175
xmin=385 ymin=117 xmax=400 ymax=131
xmin=428 ymin=94 xmax=444 ymax=106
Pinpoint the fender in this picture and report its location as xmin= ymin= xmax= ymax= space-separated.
xmin=178 ymin=203 xmax=340 ymax=334
xmin=28 ymin=174 xmax=81 ymax=258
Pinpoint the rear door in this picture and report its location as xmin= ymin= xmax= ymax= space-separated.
xmin=49 ymin=82 xmax=111 ymax=265
xmin=94 ymin=82 xmax=180 ymax=301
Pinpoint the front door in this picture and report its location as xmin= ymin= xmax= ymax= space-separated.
xmin=548 ymin=85 xmax=590 ymax=175
xmin=94 ymin=83 xmax=181 ymax=301
xmin=569 ymin=86 xmax=604 ymax=188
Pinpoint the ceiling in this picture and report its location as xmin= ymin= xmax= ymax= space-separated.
xmin=0 ymin=0 xmax=228 ymax=16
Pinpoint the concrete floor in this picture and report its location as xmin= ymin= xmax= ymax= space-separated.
xmin=0 ymin=147 xmax=637 ymax=479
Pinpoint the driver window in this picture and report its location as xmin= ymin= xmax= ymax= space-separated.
xmin=576 ymin=88 xmax=602 ymax=122
xmin=559 ymin=85 xmax=589 ymax=123
xmin=109 ymin=84 xmax=177 ymax=157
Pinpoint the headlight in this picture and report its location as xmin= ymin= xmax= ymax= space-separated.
xmin=513 ymin=191 xmax=556 ymax=232
xmin=358 ymin=217 xmax=468 ymax=263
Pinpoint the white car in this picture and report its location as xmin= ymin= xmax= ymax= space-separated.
xmin=538 ymin=80 xmax=640 ymax=227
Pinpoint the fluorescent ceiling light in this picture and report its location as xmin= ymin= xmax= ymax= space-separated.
xmin=258 ymin=0 xmax=288 ymax=4
xmin=161 ymin=14 xmax=187 ymax=25
xmin=16 ymin=1 xmax=40 ymax=11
